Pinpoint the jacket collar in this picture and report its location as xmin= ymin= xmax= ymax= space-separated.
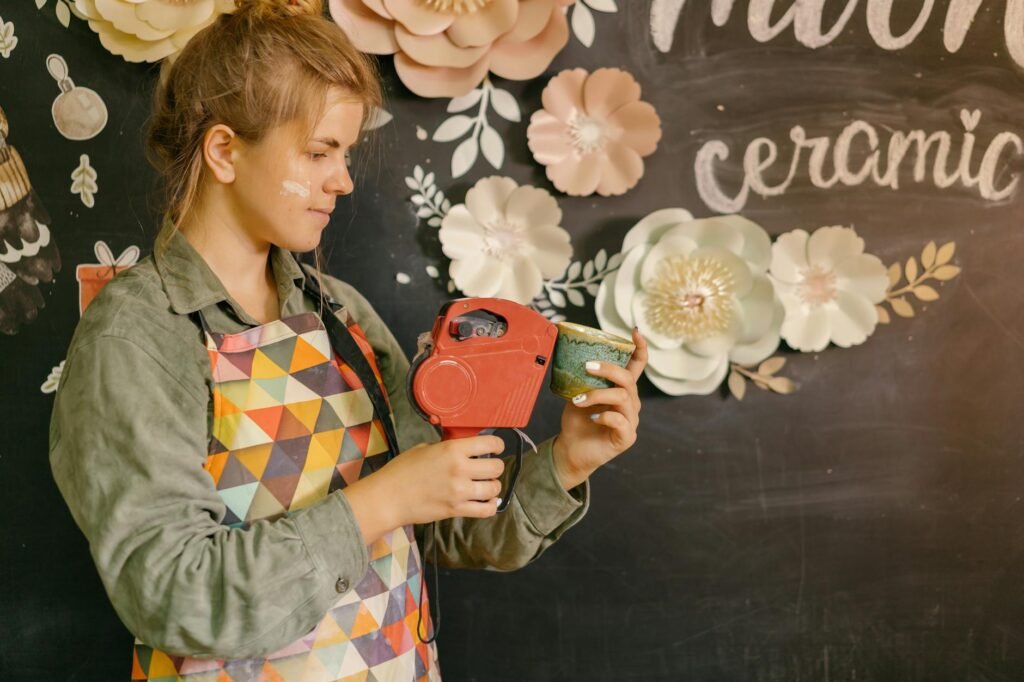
xmin=153 ymin=222 xmax=307 ymax=317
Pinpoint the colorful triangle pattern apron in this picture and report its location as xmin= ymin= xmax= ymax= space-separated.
xmin=131 ymin=306 xmax=440 ymax=682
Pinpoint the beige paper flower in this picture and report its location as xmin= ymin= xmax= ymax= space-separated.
xmin=329 ymin=0 xmax=574 ymax=98
xmin=439 ymin=176 xmax=572 ymax=303
xmin=527 ymin=67 xmax=661 ymax=197
xmin=74 ymin=0 xmax=235 ymax=63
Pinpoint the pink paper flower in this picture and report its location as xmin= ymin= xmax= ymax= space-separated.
xmin=329 ymin=0 xmax=575 ymax=99
xmin=527 ymin=67 xmax=661 ymax=197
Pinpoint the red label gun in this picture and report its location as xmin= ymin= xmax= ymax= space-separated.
xmin=407 ymin=298 xmax=558 ymax=512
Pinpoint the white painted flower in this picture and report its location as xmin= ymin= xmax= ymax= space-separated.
xmin=439 ymin=176 xmax=572 ymax=304
xmin=73 ymin=0 xmax=235 ymax=63
xmin=769 ymin=225 xmax=888 ymax=352
xmin=596 ymin=210 xmax=784 ymax=396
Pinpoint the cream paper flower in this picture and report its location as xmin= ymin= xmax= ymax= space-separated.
xmin=74 ymin=0 xmax=235 ymax=63
xmin=439 ymin=176 xmax=572 ymax=303
xmin=769 ymin=225 xmax=888 ymax=352
xmin=596 ymin=210 xmax=784 ymax=396
xmin=329 ymin=0 xmax=574 ymax=98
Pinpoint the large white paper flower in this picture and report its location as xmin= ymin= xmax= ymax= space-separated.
xmin=596 ymin=210 xmax=784 ymax=396
xmin=439 ymin=176 xmax=572 ymax=303
xmin=74 ymin=0 xmax=235 ymax=63
xmin=769 ymin=225 xmax=888 ymax=352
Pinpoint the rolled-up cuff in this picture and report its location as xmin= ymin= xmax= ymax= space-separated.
xmin=513 ymin=437 xmax=590 ymax=536
xmin=293 ymin=490 xmax=370 ymax=599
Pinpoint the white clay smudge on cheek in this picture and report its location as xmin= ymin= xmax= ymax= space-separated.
xmin=280 ymin=179 xmax=311 ymax=198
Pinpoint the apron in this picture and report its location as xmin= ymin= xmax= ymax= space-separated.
xmin=131 ymin=282 xmax=440 ymax=682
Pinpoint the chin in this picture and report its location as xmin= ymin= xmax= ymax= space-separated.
xmin=277 ymin=233 xmax=323 ymax=254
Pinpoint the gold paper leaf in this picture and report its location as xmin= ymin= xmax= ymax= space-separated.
xmin=913 ymin=285 xmax=940 ymax=302
xmin=922 ymin=241 xmax=937 ymax=269
xmin=905 ymin=257 xmax=919 ymax=284
xmin=891 ymin=297 xmax=915 ymax=318
xmin=876 ymin=305 xmax=890 ymax=325
xmin=933 ymin=265 xmax=961 ymax=281
xmin=768 ymin=377 xmax=796 ymax=394
xmin=728 ymin=370 xmax=746 ymax=401
xmin=887 ymin=263 xmax=901 ymax=288
xmin=936 ymin=242 xmax=956 ymax=265
xmin=758 ymin=357 xmax=786 ymax=376
xmin=754 ymin=380 xmax=770 ymax=391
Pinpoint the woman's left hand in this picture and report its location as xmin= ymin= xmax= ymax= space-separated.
xmin=551 ymin=328 xmax=649 ymax=490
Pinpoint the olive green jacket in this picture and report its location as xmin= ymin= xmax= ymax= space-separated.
xmin=48 ymin=230 xmax=588 ymax=659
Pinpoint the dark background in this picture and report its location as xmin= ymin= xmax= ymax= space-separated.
xmin=2 ymin=1 xmax=1024 ymax=680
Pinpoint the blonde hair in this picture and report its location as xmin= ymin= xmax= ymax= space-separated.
xmin=145 ymin=0 xmax=383 ymax=247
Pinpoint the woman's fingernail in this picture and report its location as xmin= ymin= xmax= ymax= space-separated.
xmin=590 ymin=412 xmax=602 ymax=422
xmin=586 ymin=361 xmax=601 ymax=371
xmin=495 ymin=497 xmax=502 ymax=508
xmin=572 ymin=393 xmax=587 ymax=405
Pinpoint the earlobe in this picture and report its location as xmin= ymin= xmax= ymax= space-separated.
xmin=203 ymin=124 xmax=237 ymax=184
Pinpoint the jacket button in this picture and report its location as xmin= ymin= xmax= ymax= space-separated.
xmin=335 ymin=577 xmax=350 ymax=593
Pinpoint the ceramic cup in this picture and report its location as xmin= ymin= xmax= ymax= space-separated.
xmin=549 ymin=321 xmax=636 ymax=401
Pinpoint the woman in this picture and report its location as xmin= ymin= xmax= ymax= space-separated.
xmin=49 ymin=0 xmax=647 ymax=678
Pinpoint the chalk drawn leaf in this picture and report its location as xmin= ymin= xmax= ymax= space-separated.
xmin=434 ymin=115 xmax=474 ymax=143
xmin=933 ymin=265 xmax=961 ymax=281
xmin=451 ymin=137 xmax=479 ymax=179
xmin=365 ymin=106 xmax=393 ymax=130
xmin=921 ymin=241 xmax=937 ymax=269
xmin=56 ymin=0 xmax=71 ymax=27
xmin=936 ymin=241 xmax=956 ymax=265
xmin=728 ymin=370 xmax=746 ymax=401
xmin=571 ymin=2 xmax=595 ymax=47
xmin=913 ymin=285 xmax=940 ymax=302
xmin=489 ymin=88 xmax=521 ymax=122
xmin=447 ymin=89 xmax=483 ymax=114
xmin=890 ymin=297 xmax=915 ymax=318
xmin=887 ymin=262 xmax=901 ymax=288
xmin=905 ymin=257 xmax=918 ymax=284
xmin=480 ymin=125 xmax=504 ymax=169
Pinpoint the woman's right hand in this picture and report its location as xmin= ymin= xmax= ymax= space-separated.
xmin=341 ymin=436 xmax=506 ymax=544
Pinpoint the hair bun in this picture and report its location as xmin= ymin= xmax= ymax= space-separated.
xmin=233 ymin=0 xmax=323 ymax=20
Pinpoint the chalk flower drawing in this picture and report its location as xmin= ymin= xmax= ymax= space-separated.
xmin=528 ymin=68 xmax=661 ymax=197
xmin=596 ymin=210 xmax=783 ymax=396
xmin=330 ymin=0 xmax=574 ymax=98
xmin=0 ymin=16 xmax=18 ymax=57
xmin=41 ymin=360 xmax=64 ymax=394
xmin=877 ymin=240 xmax=960 ymax=324
xmin=434 ymin=77 xmax=520 ymax=179
xmin=769 ymin=226 xmax=888 ymax=353
xmin=73 ymin=0 xmax=235 ymax=62
xmin=569 ymin=0 xmax=616 ymax=47
xmin=439 ymin=176 xmax=572 ymax=303
xmin=71 ymin=155 xmax=98 ymax=207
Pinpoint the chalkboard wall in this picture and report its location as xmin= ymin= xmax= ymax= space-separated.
xmin=2 ymin=1 xmax=1024 ymax=680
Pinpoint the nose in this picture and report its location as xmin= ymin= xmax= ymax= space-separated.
xmin=325 ymin=159 xmax=354 ymax=196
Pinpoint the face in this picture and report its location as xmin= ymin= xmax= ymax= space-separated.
xmin=222 ymin=88 xmax=364 ymax=253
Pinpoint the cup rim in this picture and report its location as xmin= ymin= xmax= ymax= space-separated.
xmin=556 ymin=321 xmax=635 ymax=349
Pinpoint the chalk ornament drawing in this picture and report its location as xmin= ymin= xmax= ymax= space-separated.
xmin=47 ymin=54 xmax=108 ymax=141
xmin=0 ymin=16 xmax=17 ymax=57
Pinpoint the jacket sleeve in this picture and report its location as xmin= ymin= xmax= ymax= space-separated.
xmin=324 ymin=277 xmax=590 ymax=571
xmin=48 ymin=334 xmax=370 ymax=659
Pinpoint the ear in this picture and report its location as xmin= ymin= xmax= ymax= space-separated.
xmin=202 ymin=124 xmax=238 ymax=184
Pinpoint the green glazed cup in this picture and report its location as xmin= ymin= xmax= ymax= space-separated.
xmin=549 ymin=321 xmax=636 ymax=401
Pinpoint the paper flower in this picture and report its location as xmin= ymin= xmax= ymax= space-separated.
xmin=527 ymin=68 xmax=661 ymax=197
xmin=769 ymin=226 xmax=888 ymax=352
xmin=596 ymin=210 xmax=783 ymax=396
xmin=329 ymin=0 xmax=574 ymax=98
xmin=73 ymin=0 xmax=235 ymax=63
xmin=439 ymin=176 xmax=572 ymax=303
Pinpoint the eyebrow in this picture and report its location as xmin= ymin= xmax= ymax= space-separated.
xmin=311 ymin=137 xmax=341 ymax=148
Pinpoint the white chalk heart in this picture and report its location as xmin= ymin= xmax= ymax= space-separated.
xmin=960 ymin=108 xmax=981 ymax=131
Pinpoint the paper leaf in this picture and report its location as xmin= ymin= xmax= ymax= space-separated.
xmin=890 ymin=297 xmax=915 ymax=318
xmin=876 ymin=305 xmax=890 ymax=325
xmin=427 ymin=217 xmax=442 ymax=228
xmin=480 ymin=125 xmax=504 ymax=169
xmin=768 ymin=377 xmax=796 ymax=394
xmin=887 ymin=262 xmax=901 ymax=288
xmin=905 ymin=257 xmax=918 ymax=284
xmin=567 ymin=288 xmax=586 ymax=307
xmin=728 ymin=370 xmax=746 ymax=401
xmin=414 ymin=165 xmax=424 ymax=182
xmin=451 ymin=137 xmax=479 ymax=179
xmin=447 ymin=89 xmax=483 ymax=113
xmin=35 ymin=0 xmax=47 ymax=8
xmin=595 ymin=248 xmax=608 ymax=272
xmin=567 ymin=261 xmax=582 ymax=281
xmin=433 ymin=115 xmax=474 ymax=143
xmin=586 ymin=283 xmax=600 ymax=296
xmin=608 ymin=252 xmax=625 ymax=270
xmin=56 ymin=0 xmax=70 ymax=27
xmin=489 ymin=88 xmax=521 ymax=122
xmin=936 ymin=241 xmax=956 ymax=265
xmin=416 ymin=206 xmax=433 ymax=218
xmin=933 ymin=265 xmax=961 ymax=281
xmin=758 ymin=357 xmax=786 ymax=376
xmin=586 ymin=0 xmax=618 ymax=11
xmin=549 ymin=289 xmax=567 ymax=308
xmin=364 ymin=106 xmax=393 ymax=130
xmin=913 ymin=285 xmax=940 ymax=302
xmin=922 ymin=241 xmax=937 ymax=269
xmin=423 ymin=171 xmax=435 ymax=188
xmin=583 ymin=260 xmax=595 ymax=280
xmin=572 ymin=2 xmax=596 ymax=47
